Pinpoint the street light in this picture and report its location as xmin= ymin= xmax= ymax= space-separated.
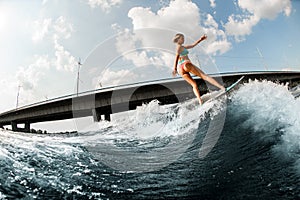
xmin=16 ymin=85 xmax=22 ymax=109
xmin=76 ymin=58 xmax=82 ymax=96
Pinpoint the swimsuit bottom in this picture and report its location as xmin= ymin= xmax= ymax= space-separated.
xmin=178 ymin=60 xmax=192 ymax=71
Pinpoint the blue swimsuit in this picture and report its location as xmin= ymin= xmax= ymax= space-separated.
xmin=178 ymin=47 xmax=191 ymax=70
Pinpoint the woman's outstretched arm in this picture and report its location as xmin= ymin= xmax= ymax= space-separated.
xmin=184 ymin=34 xmax=207 ymax=49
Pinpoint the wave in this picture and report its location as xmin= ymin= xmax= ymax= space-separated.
xmin=72 ymin=96 xmax=226 ymax=172
xmin=0 ymin=79 xmax=299 ymax=199
xmin=231 ymin=79 xmax=300 ymax=172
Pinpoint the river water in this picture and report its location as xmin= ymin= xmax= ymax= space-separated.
xmin=0 ymin=80 xmax=299 ymax=199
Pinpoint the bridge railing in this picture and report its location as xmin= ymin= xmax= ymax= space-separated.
xmin=3 ymin=70 xmax=298 ymax=115
xmin=8 ymin=76 xmax=183 ymax=113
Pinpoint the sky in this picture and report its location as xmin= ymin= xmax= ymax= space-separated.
xmin=0 ymin=0 xmax=299 ymax=131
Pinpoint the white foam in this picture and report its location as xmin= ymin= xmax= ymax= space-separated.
xmin=232 ymin=80 xmax=300 ymax=169
xmin=0 ymin=93 xmax=227 ymax=173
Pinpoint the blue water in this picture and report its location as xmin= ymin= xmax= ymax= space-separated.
xmin=0 ymin=80 xmax=299 ymax=199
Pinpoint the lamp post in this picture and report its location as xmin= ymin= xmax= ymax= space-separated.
xmin=76 ymin=58 xmax=82 ymax=96
xmin=16 ymin=85 xmax=22 ymax=109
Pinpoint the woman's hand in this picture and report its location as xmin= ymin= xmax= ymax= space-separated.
xmin=200 ymin=34 xmax=207 ymax=41
xmin=192 ymin=34 xmax=207 ymax=47
xmin=172 ymin=69 xmax=178 ymax=77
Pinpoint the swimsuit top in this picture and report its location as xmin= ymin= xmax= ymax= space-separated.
xmin=178 ymin=47 xmax=189 ymax=65
xmin=179 ymin=47 xmax=189 ymax=57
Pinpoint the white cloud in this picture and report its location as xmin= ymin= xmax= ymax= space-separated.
xmin=224 ymin=14 xmax=259 ymax=41
xmin=113 ymin=0 xmax=231 ymax=72
xmin=224 ymin=0 xmax=292 ymax=41
xmin=32 ymin=16 xmax=74 ymax=43
xmin=113 ymin=27 xmax=166 ymax=68
xmin=14 ymin=55 xmax=52 ymax=105
xmin=128 ymin=0 xmax=201 ymax=35
xmin=53 ymin=16 xmax=74 ymax=39
xmin=17 ymin=14 xmax=76 ymax=104
xmin=202 ymin=14 xmax=231 ymax=54
xmin=16 ymin=67 xmax=36 ymax=91
xmin=34 ymin=55 xmax=51 ymax=69
xmin=204 ymin=14 xmax=218 ymax=29
xmin=87 ymin=0 xmax=122 ymax=13
xmin=13 ymin=52 xmax=76 ymax=106
xmin=53 ymin=39 xmax=77 ymax=72
xmin=32 ymin=18 xmax=52 ymax=43
xmin=31 ymin=16 xmax=76 ymax=72
xmin=16 ymin=55 xmax=50 ymax=91
xmin=238 ymin=0 xmax=291 ymax=19
xmin=94 ymin=69 xmax=139 ymax=88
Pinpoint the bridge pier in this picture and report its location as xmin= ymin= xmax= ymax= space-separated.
xmin=24 ymin=122 xmax=30 ymax=132
xmin=11 ymin=122 xmax=17 ymax=131
xmin=11 ymin=122 xmax=30 ymax=133
xmin=92 ymin=109 xmax=111 ymax=122
xmin=92 ymin=109 xmax=100 ymax=122
xmin=104 ymin=113 xmax=111 ymax=121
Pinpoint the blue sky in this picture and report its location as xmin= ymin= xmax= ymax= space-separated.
xmin=0 ymin=0 xmax=299 ymax=117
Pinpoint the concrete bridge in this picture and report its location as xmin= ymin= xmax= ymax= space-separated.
xmin=0 ymin=71 xmax=300 ymax=132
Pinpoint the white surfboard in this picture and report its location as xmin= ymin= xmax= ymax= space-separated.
xmin=203 ymin=76 xmax=245 ymax=104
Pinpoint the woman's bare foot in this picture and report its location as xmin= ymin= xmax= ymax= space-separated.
xmin=198 ymin=98 xmax=203 ymax=106
xmin=220 ymin=86 xmax=226 ymax=91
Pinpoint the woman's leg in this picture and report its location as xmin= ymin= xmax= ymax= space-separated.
xmin=181 ymin=73 xmax=203 ymax=105
xmin=184 ymin=63 xmax=225 ymax=90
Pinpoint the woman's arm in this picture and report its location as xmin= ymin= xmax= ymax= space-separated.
xmin=184 ymin=34 xmax=207 ymax=49
xmin=172 ymin=54 xmax=180 ymax=77
xmin=172 ymin=46 xmax=181 ymax=77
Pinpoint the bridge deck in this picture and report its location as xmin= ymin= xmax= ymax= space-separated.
xmin=1 ymin=71 xmax=300 ymax=132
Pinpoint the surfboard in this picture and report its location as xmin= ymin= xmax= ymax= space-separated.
xmin=203 ymin=76 xmax=245 ymax=104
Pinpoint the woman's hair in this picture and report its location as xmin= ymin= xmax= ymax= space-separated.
xmin=173 ymin=33 xmax=184 ymax=43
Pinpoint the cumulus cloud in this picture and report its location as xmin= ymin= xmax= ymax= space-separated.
xmin=14 ymin=55 xmax=52 ymax=105
xmin=53 ymin=39 xmax=77 ymax=72
xmin=31 ymin=16 xmax=76 ymax=72
xmin=32 ymin=18 xmax=52 ymax=43
xmin=93 ymin=69 xmax=139 ymax=88
xmin=87 ymin=0 xmax=122 ymax=13
xmin=113 ymin=0 xmax=231 ymax=70
xmin=238 ymin=0 xmax=291 ymax=19
xmin=13 ymin=15 xmax=77 ymax=106
xmin=16 ymin=55 xmax=50 ymax=91
xmin=53 ymin=16 xmax=74 ymax=40
xmin=16 ymin=67 xmax=36 ymax=91
xmin=128 ymin=0 xmax=201 ymax=35
xmin=203 ymin=14 xmax=231 ymax=54
xmin=224 ymin=0 xmax=292 ymax=41
xmin=32 ymin=16 xmax=74 ymax=43
xmin=113 ymin=27 xmax=167 ymax=68
xmin=224 ymin=14 xmax=259 ymax=41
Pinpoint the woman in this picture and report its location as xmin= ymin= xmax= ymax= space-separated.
xmin=172 ymin=33 xmax=225 ymax=105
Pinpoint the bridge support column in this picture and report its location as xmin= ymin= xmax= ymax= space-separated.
xmin=11 ymin=122 xmax=30 ymax=133
xmin=92 ymin=109 xmax=111 ymax=122
xmin=104 ymin=114 xmax=111 ymax=121
xmin=24 ymin=122 xmax=30 ymax=133
xmin=11 ymin=122 xmax=18 ymax=132
xmin=92 ymin=109 xmax=101 ymax=122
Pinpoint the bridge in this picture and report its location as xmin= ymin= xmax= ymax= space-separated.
xmin=0 ymin=71 xmax=300 ymax=132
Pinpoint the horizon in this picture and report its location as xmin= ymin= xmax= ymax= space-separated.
xmin=0 ymin=0 xmax=299 ymax=131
